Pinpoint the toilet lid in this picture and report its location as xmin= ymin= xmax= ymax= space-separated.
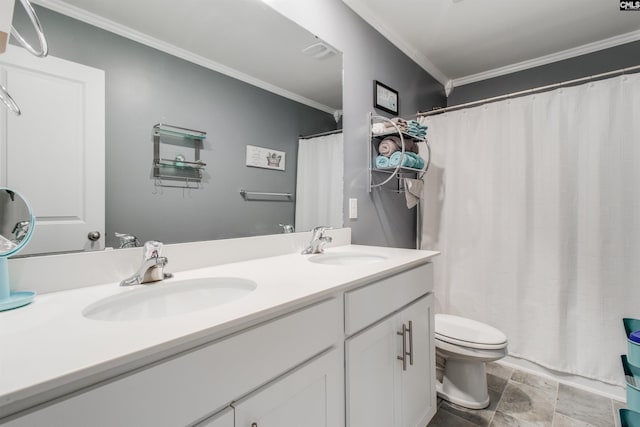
xmin=435 ymin=314 xmax=507 ymax=348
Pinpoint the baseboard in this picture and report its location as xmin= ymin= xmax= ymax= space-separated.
xmin=498 ymin=355 xmax=626 ymax=402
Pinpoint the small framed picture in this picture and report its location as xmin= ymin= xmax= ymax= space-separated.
xmin=373 ymin=80 xmax=399 ymax=115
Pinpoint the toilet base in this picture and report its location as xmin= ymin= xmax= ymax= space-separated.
xmin=437 ymin=358 xmax=490 ymax=409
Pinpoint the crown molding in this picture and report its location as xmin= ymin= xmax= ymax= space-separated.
xmin=341 ymin=0 xmax=448 ymax=86
xmin=30 ymin=0 xmax=338 ymax=115
xmin=451 ymin=29 xmax=640 ymax=89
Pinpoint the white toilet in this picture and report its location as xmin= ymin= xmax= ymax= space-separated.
xmin=435 ymin=314 xmax=508 ymax=409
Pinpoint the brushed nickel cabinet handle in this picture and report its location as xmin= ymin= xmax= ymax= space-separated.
xmin=407 ymin=320 xmax=414 ymax=366
xmin=397 ymin=323 xmax=407 ymax=371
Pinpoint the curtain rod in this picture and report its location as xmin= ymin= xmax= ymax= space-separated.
xmin=299 ymin=129 xmax=343 ymax=139
xmin=417 ymin=64 xmax=640 ymax=117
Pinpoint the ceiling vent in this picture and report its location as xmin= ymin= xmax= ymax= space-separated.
xmin=301 ymin=42 xmax=337 ymax=60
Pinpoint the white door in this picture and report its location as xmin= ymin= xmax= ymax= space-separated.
xmin=234 ymin=349 xmax=341 ymax=427
xmin=399 ymin=295 xmax=437 ymax=427
xmin=346 ymin=316 xmax=402 ymax=427
xmin=195 ymin=407 xmax=234 ymax=427
xmin=0 ymin=45 xmax=105 ymax=255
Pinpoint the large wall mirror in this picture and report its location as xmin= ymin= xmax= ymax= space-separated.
xmin=0 ymin=0 xmax=343 ymax=255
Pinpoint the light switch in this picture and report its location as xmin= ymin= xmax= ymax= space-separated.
xmin=349 ymin=198 xmax=358 ymax=219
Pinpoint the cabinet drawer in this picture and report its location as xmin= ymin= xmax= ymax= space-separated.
xmin=5 ymin=298 xmax=340 ymax=427
xmin=345 ymin=263 xmax=432 ymax=336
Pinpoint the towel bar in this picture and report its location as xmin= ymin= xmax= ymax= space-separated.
xmin=239 ymin=189 xmax=293 ymax=201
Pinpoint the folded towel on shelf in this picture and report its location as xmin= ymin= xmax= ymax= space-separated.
xmin=406 ymin=121 xmax=428 ymax=139
xmin=372 ymin=123 xmax=386 ymax=134
xmin=384 ymin=117 xmax=408 ymax=132
xmin=378 ymin=138 xmax=399 ymax=156
xmin=375 ymin=155 xmax=390 ymax=168
xmin=409 ymin=152 xmax=425 ymax=169
xmin=389 ymin=152 xmax=425 ymax=169
xmin=404 ymin=178 xmax=424 ymax=209
xmin=389 ymin=151 xmax=415 ymax=168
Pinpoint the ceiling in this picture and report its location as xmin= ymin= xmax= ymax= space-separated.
xmin=31 ymin=0 xmax=343 ymax=113
xmin=342 ymin=0 xmax=640 ymax=91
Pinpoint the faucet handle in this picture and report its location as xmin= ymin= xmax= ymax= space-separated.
xmin=142 ymin=240 xmax=163 ymax=260
xmin=311 ymin=226 xmax=332 ymax=238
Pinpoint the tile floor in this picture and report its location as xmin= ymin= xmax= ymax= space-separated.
xmin=427 ymin=362 xmax=626 ymax=427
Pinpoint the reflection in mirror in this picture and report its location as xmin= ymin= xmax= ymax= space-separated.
xmin=0 ymin=189 xmax=32 ymax=255
xmin=2 ymin=0 xmax=343 ymax=256
xmin=0 ymin=187 xmax=36 ymax=310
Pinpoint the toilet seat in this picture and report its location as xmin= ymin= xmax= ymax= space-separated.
xmin=435 ymin=314 xmax=507 ymax=350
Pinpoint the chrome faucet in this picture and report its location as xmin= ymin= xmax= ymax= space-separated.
xmin=301 ymin=226 xmax=333 ymax=254
xmin=120 ymin=240 xmax=172 ymax=286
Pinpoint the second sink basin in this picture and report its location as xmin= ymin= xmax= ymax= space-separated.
xmin=83 ymin=277 xmax=257 ymax=321
xmin=308 ymin=252 xmax=387 ymax=266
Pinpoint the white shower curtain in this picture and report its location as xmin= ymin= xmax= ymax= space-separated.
xmin=420 ymin=73 xmax=640 ymax=386
xmin=295 ymin=132 xmax=344 ymax=232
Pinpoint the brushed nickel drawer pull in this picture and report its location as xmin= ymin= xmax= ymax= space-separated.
xmin=397 ymin=323 xmax=407 ymax=370
xmin=407 ymin=320 xmax=414 ymax=366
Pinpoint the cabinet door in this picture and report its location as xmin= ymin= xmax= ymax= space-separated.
xmin=346 ymin=316 xmax=402 ymax=427
xmin=234 ymin=349 xmax=341 ymax=427
xmin=196 ymin=407 xmax=234 ymax=427
xmin=399 ymin=294 xmax=436 ymax=427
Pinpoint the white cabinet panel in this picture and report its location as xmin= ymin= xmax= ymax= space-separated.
xmin=400 ymin=294 xmax=436 ymax=427
xmin=346 ymin=294 xmax=435 ymax=427
xmin=344 ymin=263 xmax=433 ymax=336
xmin=0 ymin=45 xmax=105 ymax=254
xmin=346 ymin=316 xmax=401 ymax=427
xmin=234 ymin=349 xmax=341 ymax=427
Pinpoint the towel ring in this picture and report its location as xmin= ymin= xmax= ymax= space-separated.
xmin=0 ymin=83 xmax=21 ymax=115
xmin=11 ymin=0 xmax=48 ymax=58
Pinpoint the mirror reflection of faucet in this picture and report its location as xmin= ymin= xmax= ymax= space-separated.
xmin=279 ymin=223 xmax=294 ymax=233
xmin=11 ymin=220 xmax=30 ymax=244
xmin=115 ymin=232 xmax=140 ymax=249
xmin=0 ymin=187 xmax=36 ymax=311
xmin=120 ymin=240 xmax=172 ymax=286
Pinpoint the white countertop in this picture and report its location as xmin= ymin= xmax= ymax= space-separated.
xmin=0 ymin=244 xmax=438 ymax=417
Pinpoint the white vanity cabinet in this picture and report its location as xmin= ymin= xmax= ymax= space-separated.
xmin=0 ymin=249 xmax=438 ymax=427
xmin=345 ymin=264 xmax=436 ymax=427
xmin=3 ymin=298 xmax=340 ymax=427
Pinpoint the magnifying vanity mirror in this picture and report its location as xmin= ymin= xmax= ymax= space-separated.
xmin=0 ymin=0 xmax=344 ymax=257
xmin=0 ymin=188 xmax=35 ymax=310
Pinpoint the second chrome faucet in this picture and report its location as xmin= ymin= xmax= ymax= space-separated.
xmin=301 ymin=226 xmax=333 ymax=254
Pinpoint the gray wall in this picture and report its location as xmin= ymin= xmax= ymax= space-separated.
xmin=266 ymin=0 xmax=447 ymax=249
xmin=449 ymin=40 xmax=640 ymax=105
xmin=13 ymin=7 xmax=336 ymax=248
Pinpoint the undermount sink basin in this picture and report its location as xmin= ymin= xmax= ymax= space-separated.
xmin=83 ymin=277 xmax=257 ymax=321
xmin=308 ymin=252 xmax=387 ymax=266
